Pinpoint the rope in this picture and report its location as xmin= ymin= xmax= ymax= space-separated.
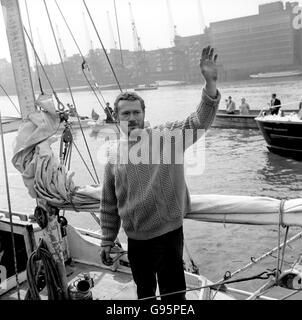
xmin=184 ymin=242 xmax=199 ymax=275
xmin=53 ymin=0 xmax=114 ymax=119
xmin=25 ymin=239 xmax=66 ymax=300
xmin=276 ymin=199 xmax=286 ymax=282
xmin=139 ymin=270 xmax=274 ymax=301
xmin=43 ymin=0 xmax=100 ymax=184
xmin=113 ymin=0 xmax=124 ymax=67
xmin=23 ymin=27 xmax=66 ymax=111
xmin=218 ymin=231 xmax=302 ymax=283
xmin=72 ymin=141 xmax=97 ymax=184
xmin=82 ymin=0 xmax=123 ymax=92
xmin=0 ymin=112 xmax=21 ymax=300
xmin=280 ymin=290 xmax=300 ymax=300
xmin=24 ymin=0 xmax=44 ymax=95
xmin=280 ymin=226 xmax=289 ymax=272
xmin=0 ymin=83 xmax=20 ymax=115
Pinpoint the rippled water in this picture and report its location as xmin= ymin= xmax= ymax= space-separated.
xmin=1 ymin=78 xmax=302 ymax=213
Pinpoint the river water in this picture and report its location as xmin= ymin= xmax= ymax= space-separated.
xmin=1 ymin=78 xmax=302 ymax=297
xmin=1 ymin=77 xmax=302 ymax=212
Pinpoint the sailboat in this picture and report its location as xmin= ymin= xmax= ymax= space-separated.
xmin=1 ymin=0 xmax=302 ymax=302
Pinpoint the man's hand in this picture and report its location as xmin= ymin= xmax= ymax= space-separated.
xmin=100 ymin=245 xmax=113 ymax=266
xmin=200 ymin=46 xmax=218 ymax=97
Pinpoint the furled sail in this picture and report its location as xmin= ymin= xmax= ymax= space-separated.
xmin=11 ymin=97 xmax=302 ymax=226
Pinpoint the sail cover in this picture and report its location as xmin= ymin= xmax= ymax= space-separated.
xmin=11 ymin=97 xmax=302 ymax=226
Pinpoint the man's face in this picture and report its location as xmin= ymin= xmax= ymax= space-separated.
xmin=116 ymin=100 xmax=145 ymax=135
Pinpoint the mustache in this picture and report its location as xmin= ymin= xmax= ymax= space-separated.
xmin=128 ymin=121 xmax=138 ymax=126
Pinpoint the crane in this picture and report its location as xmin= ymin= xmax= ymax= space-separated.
xmin=197 ymin=0 xmax=206 ymax=34
xmin=56 ymin=24 xmax=67 ymax=61
xmin=166 ymin=0 xmax=178 ymax=46
xmin=36 ymin=28 xmax=48 ymax=65
xmin=128 ymin=2 xmax=149 ymax=84
xmin=128 ymin=2 xmax=143 ymax=52
xmin=107 ymin=11 xmax=117 ymax=49
xmin=82 ymin=12 xmax=94 ymax=53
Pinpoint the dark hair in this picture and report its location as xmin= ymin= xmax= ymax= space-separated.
xmin=114 ymin=92 xmax=146 ymax=114
xmin=272 ymin=93 xmax=276 ymax=98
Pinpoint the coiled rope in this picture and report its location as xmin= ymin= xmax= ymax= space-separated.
xmin=25 ymin=239 xmax=66 ymax=300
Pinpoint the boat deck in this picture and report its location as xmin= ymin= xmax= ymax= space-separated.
xmin=2 ymin=260 xmax=207 ymax=300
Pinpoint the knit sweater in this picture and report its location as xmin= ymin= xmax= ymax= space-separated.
xmin=100 ymin=88 xmax=221 ymax=247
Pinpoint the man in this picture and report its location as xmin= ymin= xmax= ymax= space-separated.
xmin=270 ymin=94 xmax=281 ymax=115
xmin=239 ymin=97 xmax=250 ymax=115
xmin=100 ymin=46 xmax=220 ymax=300
xmin=226 ymin=96 xmax=236 ymax=114
xmin=104 ymin=102 xmax=114 ymax=123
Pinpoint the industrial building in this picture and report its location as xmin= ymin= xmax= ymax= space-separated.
xmin=171 ymin=1 xmax=302 ymax=81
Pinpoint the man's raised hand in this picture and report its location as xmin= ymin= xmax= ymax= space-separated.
xmin=200 ymin=46 xmax=218 ymax=83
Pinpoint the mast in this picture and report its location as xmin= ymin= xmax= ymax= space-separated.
xmin=1 ymin=0 xmax=68 ymax=298
xmin=1 ymin=0 xmax=35 ymax=120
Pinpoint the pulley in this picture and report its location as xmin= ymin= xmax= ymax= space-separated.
xmin=34 ymin=206 xmax=48 ymax=229
xmin=278 ymin=264 xmax=302 ymax=290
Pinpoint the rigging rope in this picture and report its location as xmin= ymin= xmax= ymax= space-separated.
xmin=72 ymin=141 xmax=98 ymax=185
xmin=24 ymin=0 xmax=44 ymax=95
xmin=217 ymin=232 xmax=302 ymax=287
xmin=113 ymin=0 xmax=124 ymax=67
xmin=0 ymin=112 xmax=20 ymax=300
xmin=139 ymin=270 xmax=275 ymax=301
xmin=0 ymin=84 xmax=20 ymax=115
xmin=43 ymin=0 xmax=100 ymax=184
xmin=53 ymin=0 xmax=118 ymax=131
xmin=23 ymin=27 xmax=65 ymax=111
xmin=276 ymin=199 xmax=286 ymax=282
xmin=82 ymin=0 xmax=123 ymax=92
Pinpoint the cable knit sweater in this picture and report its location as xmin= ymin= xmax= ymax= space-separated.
xmin=100 ymin=88 xmax=221 ymax=247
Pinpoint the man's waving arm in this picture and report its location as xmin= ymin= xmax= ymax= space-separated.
xmin=161 ymin=46 xmax=220 ymax=134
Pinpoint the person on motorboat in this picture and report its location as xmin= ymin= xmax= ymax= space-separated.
xmin=270 ymin=94 xmax=281 ymax=115
xmin=226 ymin=96 xmax=236 ymax=114
xmin=104 ymin=102 xmax=114 ymax=123
xmin=239 ymin=97 xmax=250 ymax=115
xmin=99 ymin=46 xmax=221 ymax=301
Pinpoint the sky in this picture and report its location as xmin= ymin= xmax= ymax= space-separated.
xmin=0 ymin=0 xmax=301 ymax=64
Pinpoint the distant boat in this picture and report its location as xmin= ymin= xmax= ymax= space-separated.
xmin=134 ymin=83 xmax=158 ymax=91
xmin=212 ymin=109 xmax=298 ymax=130
xmin=250 ymin=70 xmax=302 ymax=79
xmin=255 ymin=112 xmax=302 ymax=159
xmin=213 ymin=110 xmax=260 ymax=129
